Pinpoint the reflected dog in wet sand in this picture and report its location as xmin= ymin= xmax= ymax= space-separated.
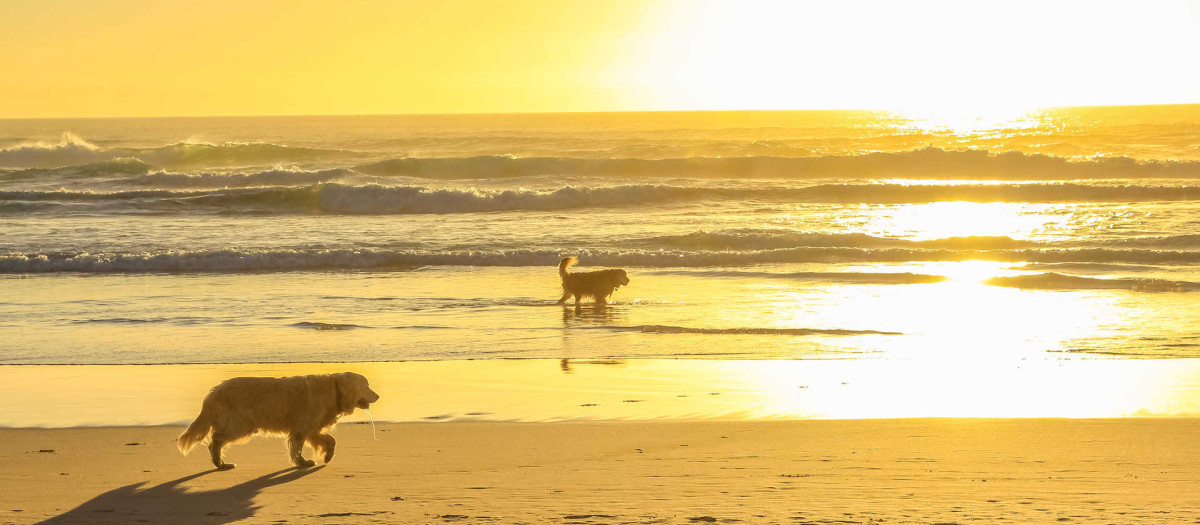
xmin=178 ymin=372 xmax=379 ymax=470
xmin=557 ymin=256 xmax=630 ymax=308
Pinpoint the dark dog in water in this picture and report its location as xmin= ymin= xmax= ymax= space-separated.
xmin=556 ymin=257 xmax=630 ymax=307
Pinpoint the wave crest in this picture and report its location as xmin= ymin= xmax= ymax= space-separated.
xmin=642 ymin=231 xmax=1034 ymax=250
xmin=4 ymin=247 xmax=1199 ymax=273
xmin=0 ymin=133 xmax=106 ymax=168
xmin=130 ymin=168 xmax=355 ymax=188
xmin=8 ymin=181 xmax=1200 ymax=216
xmin=0 ymin=158 xmax=155 ymax=182
xmin=9 ymin=139 xmax=1200 ymax=179
xmin=353 ymin=148 xmax=1200 ymax=180
xmin=0 ymin=134 xmax=352 ymax=169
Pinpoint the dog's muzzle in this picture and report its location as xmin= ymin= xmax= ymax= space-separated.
xmin=358 ymin=390 xmax=380 ymax=409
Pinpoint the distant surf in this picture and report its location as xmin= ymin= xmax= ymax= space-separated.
xmin=0 ymin=133 xmax=355 ymax=169
xmin=352 ymin=148 xmax=1200 ymax=180
xmin=5 ymin=138 xmax=1200 ymax=180
xmin=5 ymin=246 xmax=1200 ymax=273
xmin=6 ymin=181 xmax=1200 ymax=216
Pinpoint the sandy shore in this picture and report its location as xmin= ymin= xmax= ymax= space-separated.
xmin=3 ymin=419 xmax=1197 ymax=524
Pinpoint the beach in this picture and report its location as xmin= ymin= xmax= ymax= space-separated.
xmin=6 ymin=419 xmax=1198 ymax=524
xmin=3 ymin=360 xmax=1198 ymax=523
xmin=5 ymin=109 xmax=1200 ymax=523
xmin=6 ymin=0 xmax=1200 ymax=522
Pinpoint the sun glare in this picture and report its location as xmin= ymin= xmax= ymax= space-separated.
xmin=893 ymin=106 xmax=1042 ymax=135
xmin=628 ymin=1 xmax=1200 ymax=116
xmin=862 ymin=201 xmax=1068 ymax=241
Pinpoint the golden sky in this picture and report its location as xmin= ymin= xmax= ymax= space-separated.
xmin=2 ymin=0 xmax=1198 ymax=118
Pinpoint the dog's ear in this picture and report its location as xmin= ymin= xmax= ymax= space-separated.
xmin=334 ymin=373 xmax=358 ymax=415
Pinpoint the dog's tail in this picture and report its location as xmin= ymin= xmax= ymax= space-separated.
xmin=558 ymin=257 xmax=577 ymax=278
xmin=177 ymin=402 xmax=215 ymax=455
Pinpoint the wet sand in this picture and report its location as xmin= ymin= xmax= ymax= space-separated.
xmin=5 ymin=360 xmax=1199 ymax=523
xmin=4 ymin=419 xmax=1198 ymax=524
xmin=3 ymin=359 xmax=1200 ymax=428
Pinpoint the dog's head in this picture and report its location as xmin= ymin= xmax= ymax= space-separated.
xmin=611 ymin=269 xmax=630 ymax=288
xmin=335 ymin=372 xmax=380 ymax=415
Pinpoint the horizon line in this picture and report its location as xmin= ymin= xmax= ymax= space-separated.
xmin=2 ymin=102 xmax=1199 ymax=121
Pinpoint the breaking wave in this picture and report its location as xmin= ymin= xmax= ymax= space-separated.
xmin=130 ymin=142 xmax=351 ymax=168
xmin=6 ymin=138 xmax=1200 ymax=180
xmin=0 ymin=133 xmax=352 ymax=169
xmin=4 ymin=246 xmax=1199 ymax=273
xmin=7 ymin=181 xmax=1200 ymax=215
xmin=128 ymin=168 xmax=356 ymax=188
xmin=0 ymin=133 xmax=106 ymax=168
xmin=640 ymin=231 xmax=1036 ymax=250
xmin=642 ymin=231 xmax=1200 ymax=252
xmin=0 ymin=158 xmax=155 ymax=182
xmin=1099 ymin=235 xmax=1200 ymax=249
xmin=353 ymin=148 xmax=1200 ymax=180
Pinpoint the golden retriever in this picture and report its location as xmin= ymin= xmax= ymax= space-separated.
xmin=177 ymin=372 xmax=380 ymax=470
xmin=557 ymin=256 xmax=630 ymax=308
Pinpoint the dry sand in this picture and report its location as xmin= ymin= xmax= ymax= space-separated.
xmin=2 ymin=419 xmax=1197 ymax=524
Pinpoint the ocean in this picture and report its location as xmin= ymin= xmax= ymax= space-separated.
xmin=2 ymin=107 xmax=1200 ymax=424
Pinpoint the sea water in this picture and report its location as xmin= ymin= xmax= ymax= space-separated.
xmin=2 ymin=108 xmax=1200 ymax=422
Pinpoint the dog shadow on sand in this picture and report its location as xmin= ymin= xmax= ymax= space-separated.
xmin=38 ymin=466 xmax=323 ymax=524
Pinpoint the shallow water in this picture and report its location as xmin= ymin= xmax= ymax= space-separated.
xmin=2 ymin=265 xmax=1199 ymax=364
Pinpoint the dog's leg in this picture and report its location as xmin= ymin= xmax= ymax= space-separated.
xmin=557 ymin=292 xmax=571 ymax=304
xmin=311 ymin=433 xmax=337 ymax=464
xmin=288 ymin=432 xmax=316 ymax=468
xmin=209 ymin=433 xmax=235 ymax=470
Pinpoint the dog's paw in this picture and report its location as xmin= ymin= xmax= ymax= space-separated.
xmin=296 ymin=459 xmax=317 ymax=468
xmin=215 ymin=463 xmax=236 ymax=470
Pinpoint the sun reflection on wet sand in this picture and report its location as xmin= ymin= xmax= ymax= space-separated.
xmin=1 ymin=358 xmax=1197 ymax=428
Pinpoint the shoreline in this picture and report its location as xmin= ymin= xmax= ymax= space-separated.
xmin=5 ymin=419 xmax=1198 ymax=524
xmin=3 ymin=358 xmax=1199 ymax=428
